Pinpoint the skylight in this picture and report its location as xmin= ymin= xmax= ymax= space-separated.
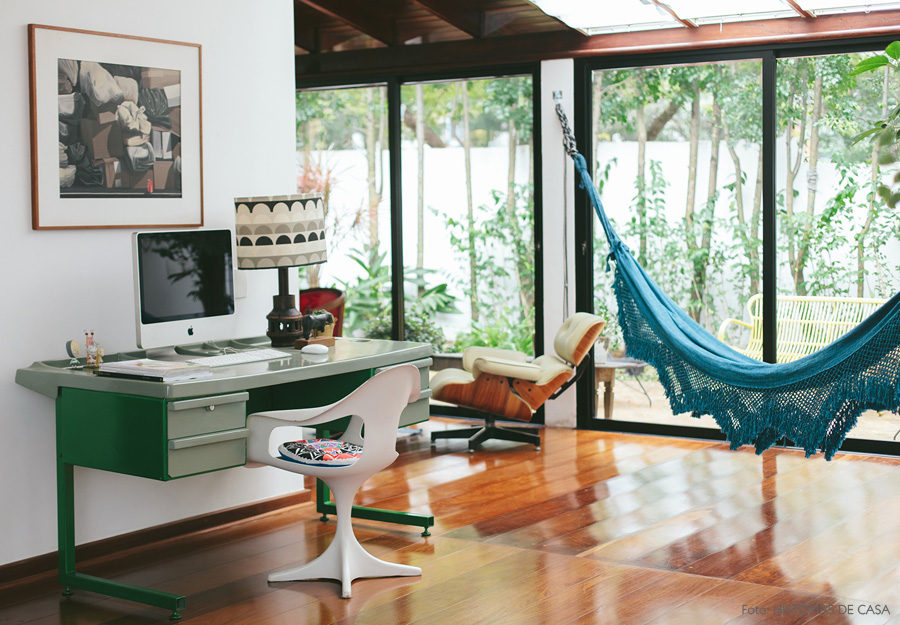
xmin=530 ymin=0 xmax=900 ymax=34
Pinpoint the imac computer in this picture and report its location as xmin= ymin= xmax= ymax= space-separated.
xmin=133 ymin=229 xmax=236 ymax=349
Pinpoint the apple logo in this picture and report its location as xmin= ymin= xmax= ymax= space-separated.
xmin=187 ymin=326 xmax=194 ymax=336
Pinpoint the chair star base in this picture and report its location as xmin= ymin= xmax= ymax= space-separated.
xmin=430 ymin=415 xmax=541 ymax=452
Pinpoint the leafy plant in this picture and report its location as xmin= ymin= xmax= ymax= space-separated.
xmin=336 ymin=244 xmax=458 ymax=336
xmin=452 ymin=306 xmax=534 ymax=354
xmin=851 ymin=41 xmax=900 ymax=207
xmin=363 ymin=306 xmax=447 ymax=352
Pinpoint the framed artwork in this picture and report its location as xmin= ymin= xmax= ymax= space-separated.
xmin=28 ymin=24 xmax=203 ymax=229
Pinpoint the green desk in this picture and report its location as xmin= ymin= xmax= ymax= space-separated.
xmin=16 ymin=337 xmax=433 ymax=619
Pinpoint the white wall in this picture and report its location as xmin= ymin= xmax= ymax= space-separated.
xmin=0 ymin=0 xmax=304 ymax=566
xmin=539 ymin=59 xmax=578 ymax=428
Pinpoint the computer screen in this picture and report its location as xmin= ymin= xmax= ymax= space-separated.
xmin=133 ymin=229 xmax=236 ymax=348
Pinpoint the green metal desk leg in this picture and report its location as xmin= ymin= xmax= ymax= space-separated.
xmin=56 ymin=460 xmax=187 ymax=620
xmin=315 ymin=479 xmax=434 ymax=537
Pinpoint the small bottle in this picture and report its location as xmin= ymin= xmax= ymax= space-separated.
xmin=86 ymin=331 xmax=97 ymax=367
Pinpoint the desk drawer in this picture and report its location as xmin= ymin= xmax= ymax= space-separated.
xmin=375 ymin=358 xmax=432 ymax=395
xmin=167 ymin=392 xmax=248 ymax=438
xmin=400 ymin=391 xmax=431 ymax=427
xmin=167 ymin=428 xmax=247 ymax=478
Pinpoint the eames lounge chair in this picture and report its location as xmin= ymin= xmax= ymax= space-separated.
xmin=246 ymin=365 xmax=422 ymax=598
xmin=430 ymin=312 xmax=605 ymax=452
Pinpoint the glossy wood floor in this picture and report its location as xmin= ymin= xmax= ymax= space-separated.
xmin=2 ymin=419 xmax=898 ymax=625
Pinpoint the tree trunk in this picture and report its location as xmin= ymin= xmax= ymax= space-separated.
xmin=784 ymin=68 xmax=808 ymax=295
xmin=684 ymin=88 xmax=701 ymax=320
xmin=460 ymin=84 xmax=478 ymax=322
xmin=366 ymin=89 xmax=379 ymax=252
xmin=795 ymin=67 xmax=823 ymax=295
xmin=857 ymin=66 xmax=890 ymax=296
xmin=723 ymin=116 xmax=750 ymax=296
xmin=750 ymin=149 xmax=763 ymax=294
xmin=646 ymin=99 xmax=680 ymax=141
xmin=691 ymin=98 xmax=721 ymax=322
xmin=415 ymin=84 xmax=425 ymax=298
xmin=636 ymin=102 xmax=648 ymax=264
xmin=592 ymin=75 xmax=603 ymax=176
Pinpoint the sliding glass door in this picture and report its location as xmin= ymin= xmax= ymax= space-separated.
xmin=399 ymin=75 xmax=536 ymax=355
xmin=588 ymin=59 xmax=762 ymax=432
xmin=578 ymin=40 xmax=900 ymax=455
xmin=776 ymin=52 xmax=900 ymax=443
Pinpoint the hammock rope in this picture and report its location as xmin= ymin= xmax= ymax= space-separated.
xmin=556 ymin=106 xmax=900 ymax=459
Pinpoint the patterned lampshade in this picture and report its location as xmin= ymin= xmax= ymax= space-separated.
xmin=234 ymin=193 xmax=326 ymax=269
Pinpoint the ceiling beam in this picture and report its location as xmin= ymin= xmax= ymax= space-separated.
xmin=413 ymin=0 xmax=482 ymax=38
xmin=296 ymin=0 xmax=403 ymax=46
xmin=649 ymin=0 xmax=698 ymax=28
xmin=297 ymin=9 xmax=900 ymax=85
xmin=783 ymin=0 xmax=816 ymax=19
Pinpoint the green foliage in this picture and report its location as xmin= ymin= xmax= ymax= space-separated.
xmin=851 ymin=43 xmax=900 ymax=207
xmin=363 ymin=306 xmax=447 ymax=352
xmin=443 ymin=184 xmax=535 ymax=352
xmin=453 ymin=306 xmax=534 ymax=354
xmin=336 ymin=245 xmax=458 ymax=337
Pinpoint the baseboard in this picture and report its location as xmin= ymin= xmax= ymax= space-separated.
xmin=0 ymin=489 xmax=312 ymax=589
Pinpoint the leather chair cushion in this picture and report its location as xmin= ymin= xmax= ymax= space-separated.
xmin=553 ymin=312 xmax=606 ymax=365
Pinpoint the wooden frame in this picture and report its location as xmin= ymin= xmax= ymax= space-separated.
xmin=28 ymin=24 xmax=204 ymax=230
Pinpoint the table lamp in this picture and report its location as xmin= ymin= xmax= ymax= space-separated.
xmin=235 ymin=193 xmax=326 ymax=347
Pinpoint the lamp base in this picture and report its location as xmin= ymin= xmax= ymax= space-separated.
xmin=267 ymin=294 xmax=302 ymax=347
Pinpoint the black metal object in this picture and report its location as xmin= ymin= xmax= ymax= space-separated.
xmin=549 ymin=359 xmax=588 ymax=400
xmin=430 ymin=412 xmax=541 ymax=452
xmin=574 ymin=58 xmax=597 ymax=429
xmin=266 ymin=266 xmax=302 ymax=347
xmin=762 ymin=51 xmax=777 ymax=364
xmin=532 ymin=62 xmax=545 ymax=362
xmin=388 ymin=78 xmax=405 ymax=341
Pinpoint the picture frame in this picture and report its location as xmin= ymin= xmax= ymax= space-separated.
xmin=28 ymin=24 xmax=203 ymax=230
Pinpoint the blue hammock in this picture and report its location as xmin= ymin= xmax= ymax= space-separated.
xmin=560 ymin=117 xmax=900 ymax=459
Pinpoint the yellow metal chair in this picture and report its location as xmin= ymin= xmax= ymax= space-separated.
xmin=717 ymin=294 xmax=886 ymax=362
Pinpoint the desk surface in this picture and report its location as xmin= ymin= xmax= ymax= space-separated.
xmin=17 ymin=337 xmax=432 ymax=400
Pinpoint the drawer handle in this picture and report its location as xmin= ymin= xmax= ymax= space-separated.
xmin=169 ymin=391 xmax=249 ymax=412
xmin=206 ymin=405 xmax=215 ymax=412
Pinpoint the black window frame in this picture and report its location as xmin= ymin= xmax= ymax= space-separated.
xmin=574 ymin=36 xmax=900 ymax=457
xmin=296 ymin=63 xmax=545 ymax=363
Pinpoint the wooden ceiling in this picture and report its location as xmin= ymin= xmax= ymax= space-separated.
xmin=293 ymin=0 xmax=574 ymax=53
xmin=295 ymin=1 xmax=900 ymax=85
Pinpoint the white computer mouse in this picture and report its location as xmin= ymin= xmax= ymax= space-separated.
xmin=300 ymin=343 xmax=329 ymax=355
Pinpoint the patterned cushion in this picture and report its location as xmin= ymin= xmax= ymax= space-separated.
xmin=278 ymin=438 xmax=362 ymax=467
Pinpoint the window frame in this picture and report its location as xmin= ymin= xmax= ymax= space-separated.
xmin=296 ymin=63 xmax=545 ymax=363
xmin=574 ymin=37 xmax=900 ymax=457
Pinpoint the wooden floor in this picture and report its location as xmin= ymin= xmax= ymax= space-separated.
xmin=2 ymin=419 xmax=899 ymax=625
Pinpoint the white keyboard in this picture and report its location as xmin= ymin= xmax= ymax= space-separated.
xmin=187 ymin=348 xmax=291 ymax=367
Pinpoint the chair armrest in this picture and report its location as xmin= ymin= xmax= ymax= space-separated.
xmin=471 ymin=356 xmax=543 ymax=382
xmin=717 ymin=318 xmax=751 ymax=342
xmin=462 ymin=346 xmax=527 ymax=371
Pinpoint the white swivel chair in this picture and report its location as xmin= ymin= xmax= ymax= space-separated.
xmin=246 ymin=365 xmax=422 ymax=598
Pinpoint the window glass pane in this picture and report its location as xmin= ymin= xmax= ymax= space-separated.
xmin=591 ymin=60 xmax=762 ymax=429
xmin=776 ymin=52 xmax=900 ymax=443
xmin=295 ymin=85 xmax=391 ymax=337
xmin=400 ymin=76 xmax=535 ymax=355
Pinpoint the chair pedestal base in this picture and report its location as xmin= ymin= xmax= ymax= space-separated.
xmin=269 ymin=492 xmax=420 ymax=598
xmin=430 ymin=415 xmax=541 ymax=452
